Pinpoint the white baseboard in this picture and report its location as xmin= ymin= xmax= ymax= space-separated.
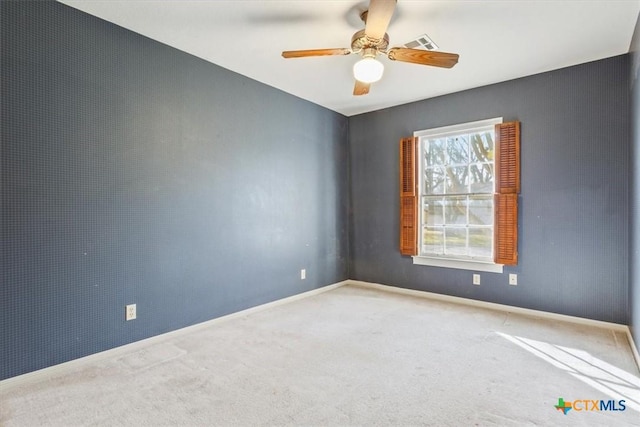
xmin=0 ymin=280 xmax=349 ymax=389
xmin=347 ymin=280 xmax=629 ymax=330
xmin=628 ymin=329 xmax=640 ymax=374
xmin=346 ymin=280 xmax=640 ymax=372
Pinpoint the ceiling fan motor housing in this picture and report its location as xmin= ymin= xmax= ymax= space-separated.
xmin=351 ymin=29 xmax=389 ymax=53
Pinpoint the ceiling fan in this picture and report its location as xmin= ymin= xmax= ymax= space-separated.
xmin=281 ymin=0 xmax=459 ymax=96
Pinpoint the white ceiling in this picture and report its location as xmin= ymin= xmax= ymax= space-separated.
xmin=59 ymin=0 xmax=640 ymax=116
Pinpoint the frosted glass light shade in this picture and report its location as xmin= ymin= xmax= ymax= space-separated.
xmin=353 ymin=57 xmax=384 ymax=83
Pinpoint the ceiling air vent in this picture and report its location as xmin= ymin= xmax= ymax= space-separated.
xmin=404 ymin=34 xmax=439 ymax=51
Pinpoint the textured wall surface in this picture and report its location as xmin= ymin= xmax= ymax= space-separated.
xmin=349 ymin=55 xmax=630 ymax=324
xmin=0 ymin=1 xmax=349 ymax=380
xmin=630 ymin=13 xmax=640 ymax=354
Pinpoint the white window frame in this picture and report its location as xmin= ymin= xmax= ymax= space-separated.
xmin=413 ymin=118 xmax=504 ymax=273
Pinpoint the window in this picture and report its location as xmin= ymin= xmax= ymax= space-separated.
xmin=399 ymin=119 xmax=520 ymax=272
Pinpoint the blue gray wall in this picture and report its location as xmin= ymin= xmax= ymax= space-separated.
xmin=349 ymin=55 xmax=630 ymax=324
xmin=630 ymin=13 xmax=640 ymax=354
xmin=0 ymin=1 xmax=349 ymax=380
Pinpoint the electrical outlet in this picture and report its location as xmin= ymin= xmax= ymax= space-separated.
xmin=509 ymin=274 xmax=518 ymax=286
xmin=473 ymin=274 xmax=481 ymax=285
xmin=300 ymin=269 xmax=306 ymax=280
xmin=125 ymin=304 xmax=137 ymax=321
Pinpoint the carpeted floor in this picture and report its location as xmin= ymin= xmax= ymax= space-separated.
xmin=1 ymin=284 xmax=639 ymax=426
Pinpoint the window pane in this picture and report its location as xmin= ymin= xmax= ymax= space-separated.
xmin=444 ymin=227 xmax=467 ymax=256
xmin=423 ymin=198 xmax=443 ymax=226
xmin=468 ymin=195 xmax=493 ymax=225
xmin=470 ymin=131 xmax=494 ymax=163
xmin=424 ymin=167 xmax=445 ymax=194
xmin=469 ymin=228 xmax=492 ymax=258
xmin=469 ymin=163 xmax=493 ymax=193
xmin=444 ymin=196 xmax=467 ymax=225
xmin=423 ymin=227 xmax=444 ymax=255
xmin=445 ymin=166 xmax=468 ymax=194
xmin=425 ymin=138 xmax=446 ymax=167
xmin=447 ymin=135 xmax=468 ymax=165
xmin=418 ymin=120 xmax=498 ymax=261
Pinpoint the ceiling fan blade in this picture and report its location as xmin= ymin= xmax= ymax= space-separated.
xmin=387 ymin=48 xmax=459 ymax=68
xmin=282 ymin=48 xmax=351 ymax=58
xmin=364 ymin=0 xmax=397 ymax=41
xmin=353 ymin=80 xmax=370 ymax=96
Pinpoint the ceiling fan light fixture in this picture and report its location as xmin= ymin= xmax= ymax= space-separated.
xmin=281 ymin=0 xmax=458 ymax=96
xmin=353 ymin=57 xmax=384 ymax=84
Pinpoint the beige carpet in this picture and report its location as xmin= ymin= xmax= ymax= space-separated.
xmin=1 ymin=284 xmax=639 ymax=426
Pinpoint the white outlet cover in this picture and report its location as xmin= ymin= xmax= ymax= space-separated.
xmin=509 ymin=274 xmax=518 ymax=285
xmin=473 ymin=274 xmax=481 ymax=285
xmin=126 ymin=304 xmax=137 ymax=321
xmin=301 ymin=269 xmax=306 ymax=280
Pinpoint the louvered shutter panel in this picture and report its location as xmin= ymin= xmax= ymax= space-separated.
xmin=495 ymin=121 xmax=520 ymax=193
xmin=400 ymin=137 xmax=418 ymax=256
xmin=494 ymin=193 xmax=518 ymax=265
xmin=494 ymin=121 xmax=520 ymax=265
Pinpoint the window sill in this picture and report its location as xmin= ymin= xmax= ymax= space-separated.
xmin=412 ymin=256 xmax=504 ymax=273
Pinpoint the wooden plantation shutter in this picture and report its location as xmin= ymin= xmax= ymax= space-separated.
xmin=494 ymin=121 xmax=520 ymax=265
xmin=399 ymin=137 xmax=418 ymax=255
xmin=494 ymin=193 xmax=518 ymax=265
xmin=495 ymin=121 xmax=520 ymax=194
